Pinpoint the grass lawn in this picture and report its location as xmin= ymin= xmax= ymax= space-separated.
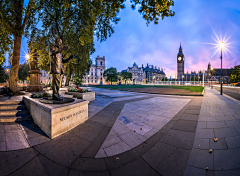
xmin=92 ymin=85 xmax=204 ymax=92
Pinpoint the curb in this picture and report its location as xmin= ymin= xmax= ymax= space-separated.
xmin=222 ymin=93 xmax=240 ymax=104
xmin=201 ymin=87 xmax=205 ymax=96
xmin=127 ymin=90 xmax=203 ymax=96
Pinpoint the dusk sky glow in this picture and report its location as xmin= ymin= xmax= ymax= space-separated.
xmin=17 ymin=0 xmax=240 ymax=78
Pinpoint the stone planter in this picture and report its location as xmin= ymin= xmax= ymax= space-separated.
xmin=65 ymin=91 xmax=95 ymax=101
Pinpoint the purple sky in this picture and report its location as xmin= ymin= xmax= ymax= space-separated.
xmin=18 ymin=0 xmax=240 ymax=77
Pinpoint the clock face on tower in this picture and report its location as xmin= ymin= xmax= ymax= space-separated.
xmin=178 ymin=57 xmax=182 ymax=61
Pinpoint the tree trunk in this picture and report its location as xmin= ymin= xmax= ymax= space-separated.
xmin=10 ymin=35 xmax=22 ymax=94
xmin=65 ymin=73 xmax=70 ymax=86
xmin=111 ymin=78 xmax=112 ymax=85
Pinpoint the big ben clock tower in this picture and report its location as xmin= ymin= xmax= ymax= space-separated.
xmin=177 ymin=43 xmax=185 ymax=80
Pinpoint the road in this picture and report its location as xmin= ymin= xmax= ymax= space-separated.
xmin=213 ymin=86 xmax=240 ymax=101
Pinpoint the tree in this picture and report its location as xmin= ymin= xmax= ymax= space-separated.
xmin=0 ymin=0 xmax=38 ymax=94
xmin=1 ymin=0 xmax=175 ymax=93
xmin=104 ymin=67 xmax=118 ymax=85
xmin=18 ymin=63 xmax=30 ymax=83
xmin=0 ymin=64 xmax=9 ymax=83
xmin=162 ymin=77 xmax=168 ymax=81
xmin=229 ymin=65 xmax=240 ymax=83
xmin=191 ymin=77 xmax=197 ymax=81
xmin=121 ymin=72 xmax=132 ymax=84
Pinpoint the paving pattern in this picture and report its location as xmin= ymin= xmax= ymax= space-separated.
xmin=0 ymin=87 xmax=240 ymax=176
xmin=96 ymin=97 xmax=191 ymax=157
xmin=184 ymin=87 xmax=240 ymax=176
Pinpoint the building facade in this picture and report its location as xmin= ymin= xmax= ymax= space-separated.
xmin=126 ymin=62 xmax=145 ymax=83
xmin=83 ymin=56 xmax=106 ymax=84
xmin=122 ymin=63 xmax=165 ymax=84
xmin=206 ymin=62 xmax=233 ymax=83
xmin=143 ymin=64 xmax=165 ymax=83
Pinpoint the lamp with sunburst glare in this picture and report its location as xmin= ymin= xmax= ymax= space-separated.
xmin=26 ymin=53 xmax=30 ymax=60
xmin=196 ymin=26 xmax=236 ymax=95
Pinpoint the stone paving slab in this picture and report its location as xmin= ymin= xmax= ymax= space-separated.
xmin=0 ymin=148 xmax=38 ymax=176
xmin=9 ymin=154 xmax=69 ymax=176
xmin=96 ymin=96 xmax=191 ymax=157
xmin=1 ymin=87 xmax=240 ymax=175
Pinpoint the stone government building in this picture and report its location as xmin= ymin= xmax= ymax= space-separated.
xmin=121 ymin=62 xmax=166 ymax=84
xmin=82 ymin=56 xmax=106 ymax=84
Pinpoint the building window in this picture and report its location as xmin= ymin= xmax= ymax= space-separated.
xmin=95 ymin=73 xmax=97 ymax=76
xmin=92 ymin=80 xmax=93 ymax=83
xmin=101 ymin=69 xmax=102 ymax=71
xmin=91 ymin=72 xmax=93 ymax=76
xmin=101 ymin=73 xmax=102 ymax=76
xmin=100 ymin=61 xmax=102 ymax=66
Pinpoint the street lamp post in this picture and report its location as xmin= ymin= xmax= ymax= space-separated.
xmin=220 ymin=44 xmax=223 ymax=95
xmin=182 ymin=75 xmax=184 ymax=86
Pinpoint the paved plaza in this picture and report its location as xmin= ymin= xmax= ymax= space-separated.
xmin=0 ymin=87 xmax=240 ymax=176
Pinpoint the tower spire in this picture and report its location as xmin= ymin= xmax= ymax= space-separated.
xmin=179 ymin=42 xmax=182 ymax=50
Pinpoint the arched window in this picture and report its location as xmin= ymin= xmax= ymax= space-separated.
xmin=100 ymin=61 xmax=102 ymax=65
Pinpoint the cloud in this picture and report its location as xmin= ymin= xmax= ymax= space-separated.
xmin=92 ymin=0 xmax=240 ymax=77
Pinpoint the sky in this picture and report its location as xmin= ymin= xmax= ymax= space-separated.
xmin=16 ymin=0 xmax=240 ymax=78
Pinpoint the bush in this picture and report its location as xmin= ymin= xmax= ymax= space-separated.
xmin=68 ymin=87 xmax=89 ymax=93
xmin=73 ymin=76 xmax=83 ymax=88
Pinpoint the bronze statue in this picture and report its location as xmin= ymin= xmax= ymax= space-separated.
xmin=50 ymin=38 xmax=73 ymax=101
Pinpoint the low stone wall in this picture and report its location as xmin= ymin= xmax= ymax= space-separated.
xmin=23 ymin=96 xmax=89 ymax=139
xmin=65 ymin=91 xmax=95 ymax=101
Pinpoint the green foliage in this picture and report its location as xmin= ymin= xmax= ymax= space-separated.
xmin=229 ymin=65 xmax=240 ymax=83
xmin=131 ymin=0 xmax=175 ymax=25
xmin=0 ymin=0 xmax=175 ymax=94
xmin=103 ymin=67 xmax=118 ymax=85
xmin=120 ymin=72 xmax=132 ymax=84
xmin=0 ymin=0 xmax=38 ymax=63
xmin=0 ymin=63 xmax=9 ymax=83
xmin=68 ymin=87 xmax=89 ymax=92
xmin=191 ymin=77 xmax=197 ymax=81
xmin=73 ymin=76 xmax=83 ymax=88
xmin=18 ymin=63 xmax=30 ymax=82
xmin=162 ymin=77 xmax=168 ymax=81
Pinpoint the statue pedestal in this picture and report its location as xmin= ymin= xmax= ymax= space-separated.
xmin=27 ymin=70 xmax=43 ymax=92
xmin=23 ymin=96 xmax=89 ymax=139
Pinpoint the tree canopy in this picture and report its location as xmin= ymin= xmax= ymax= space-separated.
xmin=0 ymin=63 xmax=9 ymax=83
xmin=229 ymin=65 xmax=240 ymax=83
xmin=103 ymin=67 xmax=118 ymax=85
xmin=120 ymin=71 xmax=132 ymax=84
xmin=0 ymin=0 xmax=175 ymax=93
xmin=18 ymin=63 xmax=30 ymax=82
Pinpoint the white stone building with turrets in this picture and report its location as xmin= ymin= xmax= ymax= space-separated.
xmin=83 ymin=56 xmax=106 ymax=84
